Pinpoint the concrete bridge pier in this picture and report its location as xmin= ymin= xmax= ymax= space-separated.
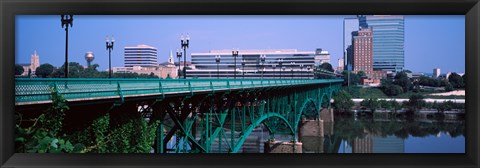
xmin=298 ymin=118 xmax=324 ymax=153
xmin=263 ymin=140 xmax=302 ymax=153
xmin=320 ymin=108 xmax=334 ymax=136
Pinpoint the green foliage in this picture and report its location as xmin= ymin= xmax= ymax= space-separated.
xmin=406 ymin=94 xmax=425 ymax=113
xmin=341 ymin=70 xmax=360 ymax=86
xmin=15 ymin=64 xmax=25 ymax=76
xmin=378 ymin=99 xmax=391 ymax=109
xmin=16 ymin=88 xmax=159 ymax=154
xmin=393 ymin=71 xmax=412 ymax=93
xmin=35 ymin=63 xmax=55 ymax=78
xmin=389 ymin=100 xmax=401 ymax=113
xmin=333 ymin=90 xmax=354 ymax=112
xmin=360 ymin=98 xmax=379 ymax=113
xmin=92 ymin=114 xmax=110 ymax=153
xmin=107 ymin=118 xmax=159 ymax=153
xmin=318 ymin=62 xmax=334 ymax=72
xmin=74 ymin=114 xmax=159 ymax=153
xmin=448 ymin=73 xmax=464 ymax=89
xmin=382 ymin=84 xmax=403 ymax=96
xmin=444 ymin=83 xmax=454 ymax=92
xmin=15 ymin=88 xmax=81 ymax=153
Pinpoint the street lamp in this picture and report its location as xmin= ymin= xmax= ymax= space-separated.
xmin=232 ymin=49 xmax=239 ymax=79
xmin=260 ymin=55 xmax=266 ymax=80
xmin=290 ymin=62 xmax=295 ymax=79
xmin=241 ymin=58 xmax=246 ymax=79
xmin=61 ymin=15 xmax=73 ymax=78
xmin=180 ymin=33 xmax=190 ymax=79
xmin=279 ymin=59 xmax=283 ymax=79
xmin=176 ymin=49 xmax=182 ymax=79
xmin=106 ymin=36 xmax=114 ymax=78
xmin=215 ymin=55 xmax=221 ymax=79
xmin=300 ymin=64 xmax=304 ymax=79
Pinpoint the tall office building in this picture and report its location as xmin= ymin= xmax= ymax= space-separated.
xmin=352 ymin=27 xmax=373 ymax=76
xmin=344 ymin=17 xmax=360 ymax=71
xmin=337 ymin=58 xmax=344 ymax=72
xmin=188 ymin=49 xmax=316 ymax=79
xmin=433 ymin=68 xmax=441 ymax=78
xmin=359 ymin=15 xmax=405 ymax=73
xmin=124 ymin=44 xmax=158 ymax=68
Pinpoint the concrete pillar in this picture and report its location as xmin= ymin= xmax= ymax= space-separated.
xmin=299 ymin=119 xmax=324 ymax=137
xmin=323 ymin=120 xmax=334 ymax=136
xmin=264 ymin=140 xmax=302 ymax=153
xmin=320 ymin=108 xmax=334 ymax=123
xmin=320 ymin=108 xmax=334 ymax=136
xmin=299 ymin=136 xmax=324 ymax=153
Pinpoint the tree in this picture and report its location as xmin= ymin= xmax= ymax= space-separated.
xmin=462 ymin=74 xmax=466 ymax=87
xmin=341 ymin=70 xmax=360 ymax=86
xmin=444 ymin=83 xmax=454 ymax=92
xmin=319 ymin=62 xmax=334 ymax=72
xmin=379 ymin=99 xmax=391 ymax=110
xmin=390 ymin=100 xmax=401 ymax=113
xmin=393 ymin=71 xmax=412 ymax=93
xmin=28 ymin=69 xmax=32 ymax=78
xmin=333 ymin=90 xmax=354 ymax=113
xmin=406 ymin=94 xmax=425 ymax=113
xmin=35 ymin=63 xmax=55 ymax=78
xmin=15 ymin=64 xmax=25 ymax=76
xmin=382 ymin=83 xmax=403 ymax=96
xmin=362 ymin=98 xmax=379 ymax=113
xmin=357 ymin=71 xmax=366 ymax=78
xmin=448 ymin=73 xmax=464 ymax=88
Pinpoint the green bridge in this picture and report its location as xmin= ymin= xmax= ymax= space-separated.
xmin=15 ymin=78 xmax=343 ymax=153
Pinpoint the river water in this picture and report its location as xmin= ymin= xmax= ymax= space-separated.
xmin=165 ymin=112 xmax=465 ymax=153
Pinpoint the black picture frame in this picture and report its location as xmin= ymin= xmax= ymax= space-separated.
xmin=1 ymin=0 xmax=478 ymax=167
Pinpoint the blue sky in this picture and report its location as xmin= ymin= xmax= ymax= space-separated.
xmin=16 ymin=15 xmax=465 ymax=74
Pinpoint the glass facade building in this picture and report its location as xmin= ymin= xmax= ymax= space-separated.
xmin=124 ymin=44 xmax=158 ymax=67
xmin=359 ymin=15 xmax=405 ymax=73
xmin=187 ymin=49 xmax=315 ymax=79
xmin=343 ymin=17 xmax=359 ymax=71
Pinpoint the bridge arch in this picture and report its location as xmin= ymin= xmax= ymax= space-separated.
xmin=298 ymin=98 xmax=320 ymax=119
xmin=230 ymin=112 xmax=295 ymax=153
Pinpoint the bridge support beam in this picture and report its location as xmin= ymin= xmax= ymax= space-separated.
xmin=263 ymin=140 xmax=302 ymax=153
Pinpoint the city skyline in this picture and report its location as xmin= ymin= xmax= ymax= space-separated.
xmin=16 ymin=15 xmax=465 ymax=74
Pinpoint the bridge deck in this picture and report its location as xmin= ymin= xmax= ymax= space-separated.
xmin=15 ymin=78 xmax=343 ymax=106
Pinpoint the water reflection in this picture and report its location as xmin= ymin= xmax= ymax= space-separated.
xmin=326 ymin=113 xmax=465 ymax=153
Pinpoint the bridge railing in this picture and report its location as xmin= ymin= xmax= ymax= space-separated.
xmin=15 ymin=78 xmax=343 ymax=104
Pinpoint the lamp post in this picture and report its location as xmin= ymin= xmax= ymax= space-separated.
xmin=241 ymin=58 xmax=246 ymax=79
xmin=290 ymin=62 xmax=295 ymax=79
xmin=232 ymin=49 xmax=239 ymax=79
xmin=300 ymin=64 xmax=304 ymax=79
xmin=307 ymin=66 xmax=311 ymax=79
xmin=180 ymin=33 xmax=190 ymax=79
xmin=260 ymin=55 xmax=266 ymax=80
xmin=61 ymin=15 xmax=73 ymax=78
xmin=176 ymin=49 xmax=182 ymax=79
xmin=272 ymin=64 xmax=276 ymax=79
xmin=215 ymin=55 xmax=221 ymax=79
xmin=106 ymin=36 xmax=114 ymax=78
xmin=279 ymin=59 xmax=283 ymax=79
